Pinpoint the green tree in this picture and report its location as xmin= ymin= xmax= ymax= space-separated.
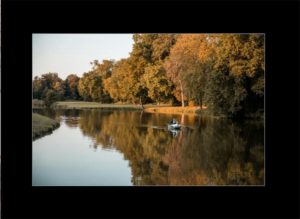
xmin=105 ymin=34 xmax=176 ymax=105
xmin=142 ymin=63 xmax=174 ymax=104
xmin=78 ymin=71 xmax=109 ymax=102
xmin=90 ymin=59 xmax=114 ymax=79
xmin=183 ymin=61 xmax=210 ymax=109
xmin=104 ymin=59 xmax=134 ymax=103
xmin=33 ymin=76 xmax=43 ymax=99
xmin=78 ymin=60 xmax=113 ymax=102
xmin=44 ymin=89 xmax=58 ymax=107
xmin=151 ymin=34 xmax=177 ymax=62
xmin=205 ymin=34 xmax=264 ymax=116
xmin=53 ymin=81 xmax=65 ymax=101
xmin=128 ymin=34 xmax=176 ymax=105
xmin=33 ymin=73 xmax=65 ymax=101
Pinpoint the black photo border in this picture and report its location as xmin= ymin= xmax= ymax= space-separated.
xmin=1 ymin=0 xmax=300 ymax=218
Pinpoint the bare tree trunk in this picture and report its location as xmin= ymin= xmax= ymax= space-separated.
xmin=199 ymin=95 xmax=202 ymax=110
xmin=140 ymin=110 xmax=144 ymax=123
xmin=179 ymin=80 xmax=185 ymax=107
xmin=139 ymin=96 xmax=144 ymax=109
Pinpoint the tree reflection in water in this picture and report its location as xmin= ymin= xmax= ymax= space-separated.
xmin=36 ymin=109 xmax=264 ymax=185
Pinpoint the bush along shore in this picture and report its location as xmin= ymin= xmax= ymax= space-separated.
xmin=32 ymin=113 xmax=60 ymax=141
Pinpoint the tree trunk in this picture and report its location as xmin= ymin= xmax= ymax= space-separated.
xmin=140 ymin=110 xmax=144 ymax=122
xmin=179 ymin=80 xmax=185 ymax=107
xmin=139 ymin=96 xmax=144 ymax=109
xmin=199 ymin=95 xmax=202 ymax=110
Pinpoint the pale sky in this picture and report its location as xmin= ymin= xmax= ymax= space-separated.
xmin=32 ymin=34 xmax=134 ymax=79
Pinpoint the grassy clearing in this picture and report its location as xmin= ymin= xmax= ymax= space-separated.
xmin=52 ymin=101 xmax=142 ymax=109
xmin=32 ymin=99 xmax=46 ymax=109
xmin=35 ymin=100 xmax=207 ymax=115
xmin=32 ymin=113 xmax=60 ymax=140
xmin=51 ymin=101 xmax=170 ymax=110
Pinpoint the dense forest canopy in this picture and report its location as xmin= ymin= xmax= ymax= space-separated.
xmin=33 ymin=34 xmax=264 ymax=117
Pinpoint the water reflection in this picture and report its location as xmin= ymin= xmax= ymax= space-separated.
xmin=33 ymin=109 xmax=264 ymax=185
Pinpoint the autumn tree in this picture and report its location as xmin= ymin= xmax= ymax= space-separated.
xmin=104 ymin=59 xmax=134 ymax=102
xmin=77 ymin=60 xmax=114 ymax=102
xmin=32 ymin=34 xmax=264 ymax=117
xmin=104 ymin=34 xmax=176 ymax=105
xmin=53 ymin=80 xmax=65 ymax=100
xmin=204 ymin=34 xmax=264 ymax=116
xmin=33 ymin=76 xmax=43 ymax=99
xmin=78 ymin=71 xmax=108 ymax=102
xmin=44 ymin=89 xmax=58 ymax=107
xmin=32 ymin=73 xmax=65 ymax=102
xmin=164 ymin=34 xmax=210 ymax=107
xmin=130 ymin=34 xmax=177 ymax=105
xmin=142 ymin=63 xmax=174 ymax=104
xmin=64 ymin=74 xmax=80 ymax=100
xmin=104 ymin=34 xmax=153 ymax=105
xmin=152 ymin=34 xmax=177 ymax=62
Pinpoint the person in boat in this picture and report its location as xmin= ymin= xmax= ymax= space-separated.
xmin=170 ymin=118 xmax=177 ymax=124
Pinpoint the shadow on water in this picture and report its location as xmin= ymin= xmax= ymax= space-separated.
xmin=34 ymin=109 xmax=264 ymax=185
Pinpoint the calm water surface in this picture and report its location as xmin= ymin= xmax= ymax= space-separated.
xmin=32 ymin=109 xmax=264 ymax=186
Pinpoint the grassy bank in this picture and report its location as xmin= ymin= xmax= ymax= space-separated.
xmin=144 ymin=106 xmax=207 ymax=115
xmin=52 ymin=101 xmax=143 ymax=110
xmin=36 ymin=100 xmax=207 ymax=115
xmin=51 ymin=101 xmax=170 ymax=110
xmin=32 ymin=99 xmax=46 ymax=109
xmin=52 ymin=101 xmax=206 ymax=115
xmin=32 ymin=113 xmax=60 ymax=140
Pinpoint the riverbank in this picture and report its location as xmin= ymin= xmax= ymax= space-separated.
xmin=32 ymin=99 xmax=46 ymax=109
xmin=33 ymin=101 xmax=207 ymax=114
xmin=52 ymin=101 xmax=144 ymax=110
xmin=50 ymin=101 xmax=174 ymax=111
xmin=32 ymin=113 xmax=60 ymax=140
xmin=144 ymin=106 xmax=207 ymax=115
xmin=52 ymin=102 xmax=207 ymax=115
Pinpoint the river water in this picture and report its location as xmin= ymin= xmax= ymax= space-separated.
xmin=32 ymin=109 xmax=264 ymax=186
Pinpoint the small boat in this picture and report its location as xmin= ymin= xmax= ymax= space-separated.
xmin=169 ymin=129 xmax=179 ymax=137
xmin=167 ymin=123 xmax=181 ymax=130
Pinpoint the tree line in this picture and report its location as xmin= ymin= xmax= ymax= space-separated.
xmin=33 ymin=34 xmax=264 ymax=117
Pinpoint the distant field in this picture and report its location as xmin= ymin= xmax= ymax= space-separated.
xmin=32 ymin=113 xmax=60 ymax=140
xmin=53 ymin=101 xmax=140 ymax=109
xmin=33 ymin=100 xmax=206 ymax=114
xmin=32 ymin=99 xmax=45 ymax=109
xmin=52 ymin=101 xmax=170 ymax=110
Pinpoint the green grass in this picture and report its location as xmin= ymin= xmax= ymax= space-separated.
xmin=32 ymin=113 xmax=60 ymax=140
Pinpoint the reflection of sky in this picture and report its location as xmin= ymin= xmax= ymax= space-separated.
xmin=32 ymin=122 xmax=132 ymax=186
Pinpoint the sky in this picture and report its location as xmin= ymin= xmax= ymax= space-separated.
xmin=32 ymin=34 xmax=134 ymax=79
